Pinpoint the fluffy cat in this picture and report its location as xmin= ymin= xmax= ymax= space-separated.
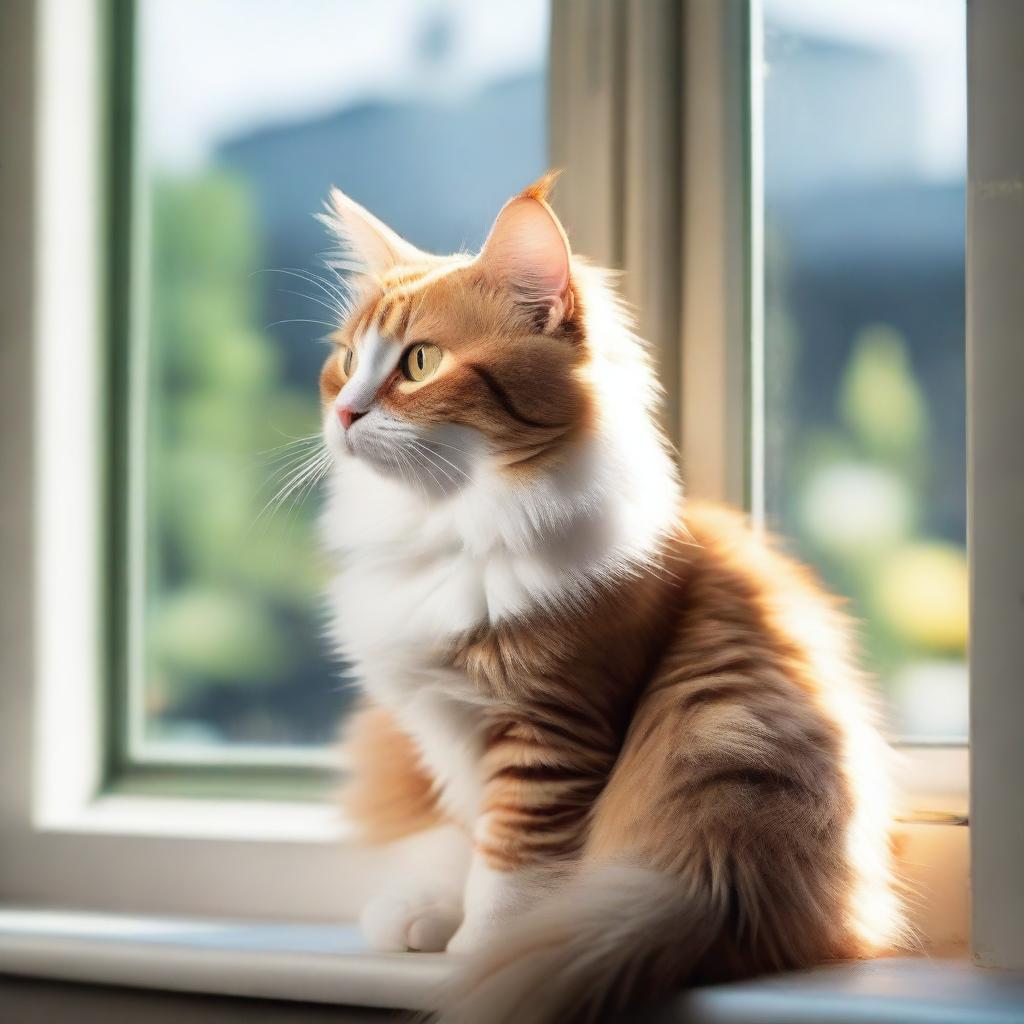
xmin=317 ymin=175 xmax=903 ymax=1023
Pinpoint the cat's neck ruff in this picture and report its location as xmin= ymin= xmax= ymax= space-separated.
xmin=326 ymin=427 xmax=677 ymax=620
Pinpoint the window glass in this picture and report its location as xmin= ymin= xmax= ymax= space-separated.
xmin=130 ymin=0 xmax=550 ymax=758
xmin=761 ymin=0 xmax=967 ymax=738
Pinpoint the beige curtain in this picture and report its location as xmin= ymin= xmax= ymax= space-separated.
xmin=549 ymin=0 xmax=752 ymax=505
xmin=549 ymin=0 xmax=684 ymax=443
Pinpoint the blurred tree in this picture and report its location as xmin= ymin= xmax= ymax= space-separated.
xmin=144 ymin=174 xmax=343 ymax=746
xmin=791 ymin=324 xmax=967 ymax=730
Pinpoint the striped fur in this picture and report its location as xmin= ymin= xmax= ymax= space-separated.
xmin=316 ymin=177 xmax=904 ymax=1021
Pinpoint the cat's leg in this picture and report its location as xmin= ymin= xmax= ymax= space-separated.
xmin=359 ymin=826 xmax=468 ymax=952
xmin=341 ymin=703 xmax=470 ymax=952
xmin=445 ymin=716 xmax=599 ymax=953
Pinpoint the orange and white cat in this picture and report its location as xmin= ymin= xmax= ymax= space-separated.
xmin=318 ymin=175 xmax=903 ymax=1022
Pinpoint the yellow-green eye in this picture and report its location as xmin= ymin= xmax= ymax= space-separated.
xmin=342 ymin=347 xmax=355 ymax=376
xmin=402 ymin=342 xmax=443 ymax=382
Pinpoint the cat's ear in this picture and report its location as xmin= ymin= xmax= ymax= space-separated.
xmin=477 ymin=173 xmax=573 ymax=333
xmin=319 ymin=187 xmax=427 ymax=276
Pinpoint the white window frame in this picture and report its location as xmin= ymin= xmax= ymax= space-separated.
xmin=966 ymin=0 xmax=1024 ymax=972
xmin=0 ymin=0 xmax=386 ymax=924
xmin=0 ymin=0 xmax=990 ymax=957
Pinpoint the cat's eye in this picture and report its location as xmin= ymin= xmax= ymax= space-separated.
xmin=342 ymin=347 xmax=356 ymax=377
xmin=401 ymin=342 xmax=443 ymax=382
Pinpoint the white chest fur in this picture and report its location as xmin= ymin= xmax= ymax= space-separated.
xmin=322 ymin=432 xmax=679 ymax=825
xmin=323 ymin=458 xmax=560 ymax=823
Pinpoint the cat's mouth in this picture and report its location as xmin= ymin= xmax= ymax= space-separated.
xmin=324 ymin=407 xmax=481 ymax=498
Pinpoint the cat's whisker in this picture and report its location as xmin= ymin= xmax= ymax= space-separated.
xmin=400 ymin=447 xmax=431 ymax=505
xmin=407 ymin=441 xmax=460 ymax=488
xmin=263 ymin=431 xmax=322 ymax=447
xmin=263 ymin=441 xmax=325 ymax=474
xmin=265 ymin=318 xmax=339 ymax=330
xmin=268 ymin=452 xmax=328 ymax=513
xmin=260 ymin=267 xmax=353 ymax=318
xmin=286 ymin=451 xmax=332 ymax=519
xmin=419 ymin=437 xmax=476 ymax=459
xmin=409 ymin=438 xmax=470 ymax=481
xmin=287 ymin=264 xmax=356 ymax=320
xmin=387 ymin=445 xmax=428 ymax=505
xmin=404 ymin=444 xmax=448 ymax=493
xmin=260 ymin=434 xmax=323 ymax=459
xmin=286 ymin=263 xmax=352 ymax=301
xmin=274 ymin=286 xmax=346 ymax=321
xmin=257 ymin=447 xmax=330 ymax=523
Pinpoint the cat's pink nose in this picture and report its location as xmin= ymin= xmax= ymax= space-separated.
xmin=337 ymin=405 xmax=365 ymax=431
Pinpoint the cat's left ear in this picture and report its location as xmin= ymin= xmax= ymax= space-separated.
xmin=477 ymin=174 xmax=574 ymax=333
xmin=319 ymin=187 xmax=428 ymax=276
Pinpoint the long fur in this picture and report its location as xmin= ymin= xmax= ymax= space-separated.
xmin=313 ymin=176 xmax=905 ymax=1021
xmin=438 ymin=866 xmax=718 ymax=1023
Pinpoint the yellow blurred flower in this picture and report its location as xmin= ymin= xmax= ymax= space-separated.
xmin=872 ymin=543 xmax=968 ymax=652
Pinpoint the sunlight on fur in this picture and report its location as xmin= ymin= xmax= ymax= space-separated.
xmin=312 ymin=173 xmax=905 ymax=1023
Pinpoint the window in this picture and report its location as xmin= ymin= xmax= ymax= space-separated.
xmin=119 ymin=0 xmax=551 ymax=774
xmin=758 ymin=0 xmax=967 ymax=740
xmin=7 ymin=0 xmax=992 ymax=943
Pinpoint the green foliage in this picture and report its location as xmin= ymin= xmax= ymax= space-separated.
xmin=839 ymin=324 xmax=928 ymax=468
xmin=788 ymin=321 xmax=967 ymax=713
xmin=150 ymin=587 xmax=291 ymax=688
xmin=143 ymin=173 xmax=333 ymax=745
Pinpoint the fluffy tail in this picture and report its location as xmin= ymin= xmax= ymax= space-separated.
xmin=436 ymin=865 xmax=723 ymax=1024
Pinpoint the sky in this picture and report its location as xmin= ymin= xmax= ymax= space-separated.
xmin=140 ymin=0 xmax=550 ymax=171
xmin=139 ymin=0 xmax=965 ymax=182
xmin=766 ymin=0 xmax=966 ymax=181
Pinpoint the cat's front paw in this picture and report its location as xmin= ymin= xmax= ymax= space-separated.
xmin=445 ymin=915 xmax=495 ymax=954
xmin=360 ymin=889 xmax=463 ymax=953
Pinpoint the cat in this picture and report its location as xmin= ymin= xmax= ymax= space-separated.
xmin=317 ymin=174 xmax=904 ymax=1023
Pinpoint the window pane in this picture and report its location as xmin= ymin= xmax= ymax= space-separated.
xmin=130 ymin=0 xmax=550 ymax=758
xmin=761 ymin=0 xmax=966 ymax=738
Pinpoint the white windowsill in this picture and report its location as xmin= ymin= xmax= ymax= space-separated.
xmin=0 ymin=910 xmax=1021 ymax=1022
xmin=0 ymin=910 xmax=446 ymax=1010
xmin=36 ymin=795 xmax=344 ymax=843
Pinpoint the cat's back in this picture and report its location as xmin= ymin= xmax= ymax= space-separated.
xmin=599 ymin=503 xmax=902 ymax=959
xmin=667 ymin=500 xmax=868 ymax=714
xmin=651 ymin=499 xmax=891 ymax=829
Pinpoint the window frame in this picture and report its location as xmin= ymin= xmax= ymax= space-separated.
xmin=105 ymin=0 xmax=341 ymax=784
xmin=0 ymin=0 xmax=972 ymax=948
xmin=966 ymin=0 xmax=1024 ymax=970
xmin=0 ymin=0 xmax=359 ymax=923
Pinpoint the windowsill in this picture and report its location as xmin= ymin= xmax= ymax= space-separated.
xmin=35 ymin=795 xmax=344 ymax=843
xmin=0 ymin=909 xmax=445 ymax=1010
xmin=0 ymin=909 xmax=1020 ymax=1022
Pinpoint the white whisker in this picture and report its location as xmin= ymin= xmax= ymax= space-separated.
xmin=275 ymin=286 xmax=345 ymax=320
xmin=256 ymin=446 xmax=330 ymax=524
xmin=260 ymin=433 xmax=322 ymax=458
xmin=405 ymin=444 xmax=447 ymax=492
xmin=421 ymin=438 xmax=476 ymax=458
xmin=266 ymin=318 xmax=339 ymax=330
xmin=408 ymin=441 xmax=458 ymax=487
xmin=259 ymin=267 xmax=353 ymax=318
xmin=410 ymin=438 xmax=470 ymax=481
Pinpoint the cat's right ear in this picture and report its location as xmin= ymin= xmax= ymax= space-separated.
xmin=318 ymin=188 xmax=427 ymax=276
xmin=477 ymin=174 xmax=573 ymax=334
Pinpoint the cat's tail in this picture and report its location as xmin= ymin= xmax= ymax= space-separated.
xmin=436 ymin=863 xmax=724 ymax=1024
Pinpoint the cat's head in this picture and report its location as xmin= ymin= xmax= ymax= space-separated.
xmin=318 ymin=175 xmax=603 ymax=494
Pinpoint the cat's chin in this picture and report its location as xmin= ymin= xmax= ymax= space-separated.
xmin=328 ymin=439 xmax=456 ymax=501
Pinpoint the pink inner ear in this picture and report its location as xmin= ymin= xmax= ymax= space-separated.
xmin=479 ymin=197 xmax=571 ymax=326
